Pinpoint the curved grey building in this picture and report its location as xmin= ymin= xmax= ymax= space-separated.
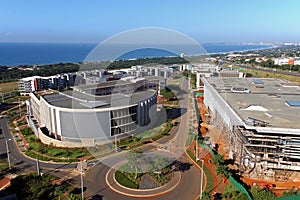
xmin=27 ymin=82 xmax=158 ymax=147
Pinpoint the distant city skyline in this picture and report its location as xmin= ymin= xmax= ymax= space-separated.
xmin=1 ymin=0 xmax=300 ymax=44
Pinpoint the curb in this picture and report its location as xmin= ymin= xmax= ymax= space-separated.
xmin=184 ymin=150 xmax=207 ymax=200
xmin=105 ymin=162 xmax=182 ymax=198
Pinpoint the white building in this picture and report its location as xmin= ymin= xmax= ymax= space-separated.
xmin=27 ymin=80 xmax=159 ymax=147
xmin=274 ymin=58 xmax=291 ymax=65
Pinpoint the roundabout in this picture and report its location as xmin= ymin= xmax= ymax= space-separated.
xmin=80 ymin=78 xmax=207 ymax=200
xmin=105 ymin=162 xmax=182 ymax=198
xmin=84 ymin=153 xmax=206 ymax=200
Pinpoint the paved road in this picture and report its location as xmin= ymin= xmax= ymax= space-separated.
xmin=84 ymin=155 xmax=200 ymax=200
xmin=0 ymin=117 xmax=77 ymax=177
xmin=82 ymin=77 xmax=203 ymax=200
xmin=0 ymin=77 xmax=202 ymax=200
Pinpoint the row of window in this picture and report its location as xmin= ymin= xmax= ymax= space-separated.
xmin=111 ymin=115 xmax=136 ymax=127
xmin=111 ymin=106 xmax=137 ymax=118
xmin=111 ymin=123 xmax=136 ymax=136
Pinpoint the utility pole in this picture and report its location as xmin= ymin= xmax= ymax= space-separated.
xmin=115 ymin=135 xmax=118 ymax=153
xmin=200 ymin=159 xmax=204 ymax=200
xmin=5 ymin=139 xmax=11 ymax=169
xmin=36 ymin=156 xmax=40 ymax=175
xmin=196 ymin=134 xmax=199 ymax=161
xmin=80 ymin=161 xmax=84 ymax=200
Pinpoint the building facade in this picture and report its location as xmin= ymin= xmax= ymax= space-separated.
xmin=19 ymin=74 xmax=74 ymax=94
xmin=27 ymin=81 xmax=158 ymax=147
xmin=202 ymin=77 xmax=300 ymax=179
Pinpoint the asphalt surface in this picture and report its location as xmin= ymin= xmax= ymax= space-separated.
xmin=0 ymin=77 xmax=202 ymax=200
xmin=0 ymin=117 xmax=77 ymax=177
xmin=81 ymin=77 xmax=203 ymax=200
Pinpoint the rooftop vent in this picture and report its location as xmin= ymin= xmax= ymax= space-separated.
xmin=241 ymin=105 xmax=268 ymax=112
xmin=285 ymin=101 xmax=300 ymax=107
xmin=231 ymin=87 xmax=250 ymax=93
xmin=268 ymin=93 xmax=280 ymax=98
xmin=252 ymin=80 xmax=264 ymax=88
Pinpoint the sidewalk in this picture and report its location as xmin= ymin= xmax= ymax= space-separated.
xmin=0 ymin=176 xmax=11 ymax=190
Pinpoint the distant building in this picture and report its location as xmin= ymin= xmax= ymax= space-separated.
xmin=19 ymin=74 xmax=74 ymax=94
xmin=180 ymin=64 xmax=192 ymax=71
xmin=274 ymin=58 xmax=294 ymax=65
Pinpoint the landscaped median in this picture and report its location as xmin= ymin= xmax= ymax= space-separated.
xmin=114 ymin=157 xmax=173 ymax=189
xmin=105 ymin=157 xmax=182 ymax=198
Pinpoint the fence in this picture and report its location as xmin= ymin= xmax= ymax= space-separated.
xmin=201 ymin=144 xmax=252 ymax=200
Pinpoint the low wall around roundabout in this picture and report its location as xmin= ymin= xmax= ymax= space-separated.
xmin=105 ymin=162 xmax=182 ymax=198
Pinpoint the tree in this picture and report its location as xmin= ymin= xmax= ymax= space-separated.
xmin=281 ymin=188 xmax=297 ymax=198
xmin=216 ymin=164 xmax=232 ymax=178
xmin=125 ymin=148 xmax=144 ymax=179
xmin=152 ymin=155 xmax=171 ymax=175
xmin=201 ymin=191 xmax=212 ymax=200
xmin=5 ymin=174 xmax=56 ymax=200
xmin=160 ymin=88 xmax=175 ymax=99
xmin=54 ymin=185 xmax=66 ymax=199
xmin=212 ymin=154 xmax=225 ymax=165
xmin=222 ymin=184 xmax=248 ymax=200
xmin=69 ymin=193 xmax=81 ymax=200
xmin=250 ymin=186 xmax=277 ymax=200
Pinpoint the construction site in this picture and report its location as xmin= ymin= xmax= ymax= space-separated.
xmin=196 ymin=77 xmax=300 ymax=193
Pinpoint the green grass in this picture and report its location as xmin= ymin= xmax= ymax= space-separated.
xmin=117 ymin=122 xmax=171 ymax=149
xmin=115 ymin=170 xmax=139 ymax=189
xmin=152 ymin=121 xmax=173 ymax=141
xmin=19 ymin=127 xmax=91 ymax=162
xmin=138 ymin=124 xmax=164 ymax=139
xmin=232 ymin=65 xmax=300 ymax=82
xmin=186 ymin=150 xmax=215 ymax=193
xmin=25 ymin=150 xmax=51 ymax=161
xmin=185 ymin=134 xmax=195 ymax=147
xmin=28 ymin=142 xmax=90 ymax=159
xmin=0 ymin=82 xmax=18 ymax=93
xmin=117 ymin=136 xmax=140 ymax=148
xmin=148 ymin=170 xmax=172 ymax=185
xmin=0 ymin=159 xmax=9 ymax=178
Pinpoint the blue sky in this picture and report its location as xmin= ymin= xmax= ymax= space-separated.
xmin=1 ymin=0 xmax=300 ymax=43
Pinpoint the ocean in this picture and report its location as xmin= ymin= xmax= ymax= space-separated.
xmin=0 ymin=43 xmax=274 ymax=66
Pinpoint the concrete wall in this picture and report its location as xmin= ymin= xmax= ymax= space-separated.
xmin=60 ymin=110 xmax=111 ymax=138
xmin=203 ymin=78 xmax=243 ymax=130
xmin=38 ymin=128 xmax=97 ymax=147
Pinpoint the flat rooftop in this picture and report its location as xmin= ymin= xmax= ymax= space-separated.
xmin=42 ymin=90 xmax=156 ymax=109
xmin=73 ymin=76 xmax=164 ymax=91
xmin=206 ymin=77 xmax=300 ymax=129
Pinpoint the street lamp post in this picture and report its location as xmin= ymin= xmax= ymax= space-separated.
xmin=115 ymin=135 xmax=118 ymax=153
xmin=196 ymin=134 xmax=199 ymax=161
xmin=200 ymin=159 xmax=204 ymax=200
xmin=5 ymin=139 xmax=12 ymax=169
xmin=80 ymin=161 xmax=84 ymax=200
